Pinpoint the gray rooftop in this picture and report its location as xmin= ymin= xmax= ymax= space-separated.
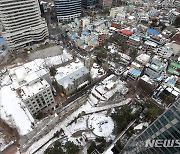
xmin=56 ymin=66 xmax=89 ymax=88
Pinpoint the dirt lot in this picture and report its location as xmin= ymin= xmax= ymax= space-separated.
xmin=0 ymin=118 xmax=20 ymax=149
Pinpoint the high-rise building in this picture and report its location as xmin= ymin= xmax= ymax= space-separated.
xmin=0 ymin=0 xmax=49 ymax=50
xmin=55 ymin=0 xmax=81 ymax=22
xmin=122 ymin=98 xmax=180 ymax=154
xmin=99 ymin=0 xmax=112 ymax=9
xmin=81 ymin=0 xmax=98 ymax=9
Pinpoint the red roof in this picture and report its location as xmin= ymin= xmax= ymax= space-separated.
xmin=120 ymin=29 xmax=133 ymax=35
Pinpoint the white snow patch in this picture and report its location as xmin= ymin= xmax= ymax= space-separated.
xmin=44 ymin=49 xmax=73 ymax=66
xmin=88 ymin=114 xmax=114 ymax=137
xmin=0 ymin=86 xmax=34 ymax=135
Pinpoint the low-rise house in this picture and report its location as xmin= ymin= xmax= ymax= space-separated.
xmin=135 ymin=54 xmax=151 ymax=66
xmin=118 ymin=29 xmax=133 ymax=44
xmin=110 ymin=7 xmax=124 ymax=19
xmin=153 ymin=46 xmax=173 ymax=59
xmin=130 ymin=62 xmax=143 ymax=71
xmin=119 ymin=53 xmax=131 ymax=65
xmin=167 ymin=61 xmax=180 ymax=76
xmin=143 ymin=40 xmax=157 ymax=50
xmin=127 ymin=68 xmax=142 ymax=80
xmin=154 ymin=75 xmax=180 ymax=102
xmin=127 ymin=34 xmax=141 ymax=48
xmin=88 ymin=38 xmax=99 ymax=47
xmin=145 ymin=56 xmax=167 ymax=78
xmin=138 ymin=75 xmax=158 ymax=96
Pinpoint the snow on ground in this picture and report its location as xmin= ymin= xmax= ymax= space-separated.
xmin=88 ymin=114 xmax=114 ymax=137
xmin=44 ymin=49 xmax=73 ymax=66
xmin=0 ymin=74 xmax=11 ymax=86
xmin=26 ymin=102 xmax=92 ymax=153
xmin=0 ymin=85 xmax=34 ymax=135
xmin=25 ymin=92 xmax=130 ymax=153
xmin=0 ymin=133 xmax=6 ymax=151
xmin=35 ymin=137 xmax=58 ymax=154
xmin=67 ymin=116 xmax=88 ymax=135
xmin=108 ymin=45 xmax=117 ymax=54
xmin=90 ymin=63 xmax=106 ymax=79
xmin=89 ymin=94 xmax=98 ymax=105
xmin=134 ymin=122 xmax=149 ymax=130
xmin=23 ymin=74 xmax=129 ymax=153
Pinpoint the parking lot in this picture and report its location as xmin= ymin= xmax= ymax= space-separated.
xmin=29 ymin=45 xmax=64 ymax=60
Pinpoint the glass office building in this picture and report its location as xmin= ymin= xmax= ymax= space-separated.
xmin=123 ymin=98 xmax=180 ymax=154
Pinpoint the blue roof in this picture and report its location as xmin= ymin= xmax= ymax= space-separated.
xmin=155 ymin=74 xmax=161 ymax=79
xmin=168 ymin=78 xmax=176 ymax=85
xmin=0 ymin=37 xmax=5 ymax=43
xmin=129 ymin=34 xmax=140 ymax=41
xmin=91 ymin=38 xmax=98 ymax=43
xmin=82 ymin=31 xmax=90 ymax=36
xmin=129 ymin=68 xmax=141 ymax=76
xmin=147 ymin=28 xmax=159 ymax=35
xmin=87 ymin=27 xmax=93 ymax=31
xmin=160 ymin=20 xmax=170 ymax=23
xmin=71 ymin=34 xmax=77 ymax=40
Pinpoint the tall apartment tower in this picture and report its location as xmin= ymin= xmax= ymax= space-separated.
xmin=0 ymin=0 xmax=49 ymax=50
xmin=122 ymin=98 xmax=180 ymax=154
xmin=99 ymin=0 xmax=112 ymax=9
xmin=55 ymin=0 xmax=81 ymax=22
xmin=81 ymin=0 xmax=98 ymax=9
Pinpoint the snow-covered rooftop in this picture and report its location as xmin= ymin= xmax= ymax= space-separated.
xmin=144 ymin=40 xmax=157 ymax=47
xmin=88 ymin=75 xmax=128 ymax=106
xmin=136 ymin=54 xmax=151 ymax=65
xmin=56 ymin=66 xmax=89 ymax=88
xmin=20 ymin=79 xmax=50 ymax=101
xmin=140 ymin=75 xmax=155 ymax=85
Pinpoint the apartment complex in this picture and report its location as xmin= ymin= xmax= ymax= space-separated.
xmin=19 ymin=79 xmax=55 ymax=117
xmin=123 ymin=98 xmax=180 ymax=154
xmin=55 ymin=0 xmax=81 ymax=22
xmin=9 ymin=60 xmax=55 ymax=117
xmin=0 ymin=0 xmax=49 ymax=50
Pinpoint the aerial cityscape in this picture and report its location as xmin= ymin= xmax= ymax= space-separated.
xmin=0 ymin=0 xmax=179 ymax=154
